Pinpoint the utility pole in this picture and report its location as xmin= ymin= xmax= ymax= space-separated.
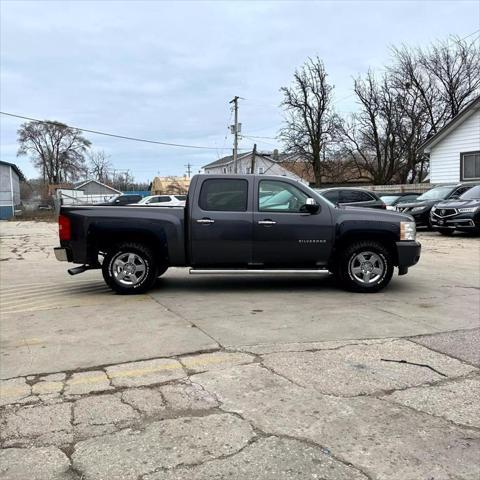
xmin=250 ymin=143 xmax=257 ymax=174
xmin=229 ymin=96 xmax=240 ymax=173
xmin=184 ymin=163 xmax=192 ymax=178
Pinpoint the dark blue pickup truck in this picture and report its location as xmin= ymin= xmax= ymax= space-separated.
xmin=54 ymin=174 xmax=421 ymax=294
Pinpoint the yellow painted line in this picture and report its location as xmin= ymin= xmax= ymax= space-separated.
xmin=0 ymin=354 xmax=240 ymax=398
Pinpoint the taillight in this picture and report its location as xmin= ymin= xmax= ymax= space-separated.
xmin=380 ymin=204 xmax=387 ymax=209
xmin=59 ymin=214 xmax=71 ymax=241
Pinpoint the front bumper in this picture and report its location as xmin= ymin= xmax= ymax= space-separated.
xmin=54 ymin=247 xmax=72 ymax=262
xmin=430 ymin=211 xmax=479 ymax=230
xmin=396 ymin=241 xmax=421 ymax=275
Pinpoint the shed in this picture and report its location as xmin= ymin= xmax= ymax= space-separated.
xmin=0 ymin=161 xmax=25 ymax=220
xmin=74 ymin=180 xmax=122 ymax=195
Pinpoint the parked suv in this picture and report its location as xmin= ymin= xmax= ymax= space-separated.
xmin=316 ymin=188 xmax=386 ymax=209
xmin=97 ymin=194 xmax=143 ymax=206
xmin=379 ymin=192 xmax=421 ymax=211
xmin=396 ymin=184 xmax=473 ymax=228
xmin=136 ymin=195 xmax=186 ymax=206
xmin=430 ymin=184 xmax=480 ymax=235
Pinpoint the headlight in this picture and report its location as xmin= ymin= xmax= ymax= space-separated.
xmin=411 ymin=206 xmax=426 ymax=213
xmin=400 ymin=221 xmax=416 ymax=241
xmin=458 ymin=207 xmax=478 ymax=213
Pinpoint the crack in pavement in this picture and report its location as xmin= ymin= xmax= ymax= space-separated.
xmin=380 ymin=358 xmax=448 ymax=377
xmin=148 ymin=294 xmax=224 ymax=349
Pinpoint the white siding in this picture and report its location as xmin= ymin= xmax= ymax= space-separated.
xmin=204 ymin=156 xmax=306 ymax=183
xmin=430 ymin=110 xmax=480 ymax=184
xmin=0 ymin=164 xmax=20 ymax=207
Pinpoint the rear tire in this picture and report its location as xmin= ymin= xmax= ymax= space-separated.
xmin=438 ymin=228 xmax=455 ymax=236
xmin=335 ymin=241 xmax=394 ymax=293
xmin=102 ymin=242 xmax=158 ymax=294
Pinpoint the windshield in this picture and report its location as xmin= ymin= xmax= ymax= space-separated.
xmin=380 ymin=195 xmax=401 ymax=205
xmin=138 ymin=196 xmax=153 ymax=204
xmin=460 ymin=185 xmax=480 ymax=200
xmin=417 ymin=186 xmax=454 ymax=201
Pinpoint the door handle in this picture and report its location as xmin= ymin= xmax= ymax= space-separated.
xmin=258 ymin=219 xmax=277 ymax=226
xmin=196 ymin=218 xmax=215 ymax=224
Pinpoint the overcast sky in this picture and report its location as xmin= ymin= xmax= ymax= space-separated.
xmin=1 ymin=0 xmax=479 ymax=182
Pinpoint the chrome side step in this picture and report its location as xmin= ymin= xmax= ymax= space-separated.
xmin=189 ymin=269 xmax=330 ymax=275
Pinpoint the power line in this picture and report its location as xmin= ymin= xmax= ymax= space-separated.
xmin=0 ymin=111 xmax=241 ymax=151
xmin=243 ymin=134 xmax=278 ymax=140
xmin=457 ymin=29 xmax=480 ymax=42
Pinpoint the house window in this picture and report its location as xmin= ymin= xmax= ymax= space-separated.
xmin=461 ymin=151 xmax=480 ymax=181
xmin=246 ymin=167 xmax=252 ymax=174
xmin=223 ymin=167 xmax=227 ymax=174
xmin=258 ymin=167 xmax=265 ymax=174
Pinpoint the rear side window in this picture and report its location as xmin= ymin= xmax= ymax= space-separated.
xmin=199 ymin=179 xmax=248 ymax=212
xmin=322 ymin=190 xmax=339 ymax=203
xmin=398 ymin=194 xmax=419 ymax=203
xmin=149 ymin=196 xmax=171 ymax=203
xmin=175 ymin=195 xmax=187 ymax=201
xmin=340 ymin=190 xmax=374 ymax=203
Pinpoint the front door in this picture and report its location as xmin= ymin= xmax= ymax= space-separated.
xmin=253 ymin=179 xmax=333 ymax=267
xmin=190 ymin=177 xmax=253 ymax=267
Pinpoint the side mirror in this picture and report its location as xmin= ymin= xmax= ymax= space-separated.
xmin=301 ymin=198 xmax=320 ymax=214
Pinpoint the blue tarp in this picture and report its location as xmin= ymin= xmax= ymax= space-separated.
xmin=121 ymin=191 xmax=150 ymax=197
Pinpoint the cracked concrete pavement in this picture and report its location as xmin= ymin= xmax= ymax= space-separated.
xmin=1 ymin=221 xmax=479 ymax=479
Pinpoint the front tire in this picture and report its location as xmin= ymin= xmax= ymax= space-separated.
xmin=102 ymin=242 xmax=158 ymax=294
xmin=438 ymin=228 xmax=455 ymax=236
xmin=336 ymin=241 xmax=394 ymax=293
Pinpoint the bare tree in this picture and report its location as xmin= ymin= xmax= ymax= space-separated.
xmin=279 ymin=57 xmax=339 ymax=186
xmin=88 ymin=150 xmax=112 ymax=183
xmin=17 ymin=120 xmax=91 ymax=184
xmin=340 ymin=71 xmax=406 ymax=184
xmin=387 ymin=36 xmax=480 ymax=182
xmin=420 ymin=37 xmax=480 ymax=120
xmin=111 ymin=171 xmax=135 ymax=191
xmin=340 ymin=36 xmax=480 ymax=184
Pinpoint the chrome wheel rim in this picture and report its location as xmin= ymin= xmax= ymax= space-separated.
xmin=111 ymin=252 xmax=147 ymax=286
xmin=348 ymin=251 xmax=385 ymax=285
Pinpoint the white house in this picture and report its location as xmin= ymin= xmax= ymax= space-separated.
xmin=421 ymin=97 xmax=480 ymax=184
xmin=202 ymin=150 xmax=310 ymax=184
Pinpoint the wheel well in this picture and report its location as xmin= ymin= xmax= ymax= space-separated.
xmin=93 ymin=231 xmax=169 ymax=265
xmin=332 ymin=232 xmax=398 ymax=266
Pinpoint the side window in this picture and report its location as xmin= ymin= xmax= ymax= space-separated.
xmin=397 ymin=195 xmax=417 ymax=204
xmin=322 ymin=190 xmax=339 ymax=203
xmin=199 ymin=179 xmax=248 ymax=212
xmin=453 ymin=186 xmax=470 ymax=197
xmin=340 ymin=190 xmax=373 ymax=203
xmin=148 ymin=196 xmax=169 ymax=203
xmin=259 ymin=180 xmax=308 ymax=213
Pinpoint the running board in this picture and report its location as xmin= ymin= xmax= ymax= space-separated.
xmin=189 ymin=268 xmax=330 ymax=275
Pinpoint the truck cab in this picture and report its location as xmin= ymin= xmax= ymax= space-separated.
xmin=188 ymin=175 xmax=334 ymax=268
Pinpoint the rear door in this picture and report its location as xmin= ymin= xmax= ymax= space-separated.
xmin=253 ymin=178 xmax=333 ymax=267
xmin=190 ymin=177 xmax=253 ymax=267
